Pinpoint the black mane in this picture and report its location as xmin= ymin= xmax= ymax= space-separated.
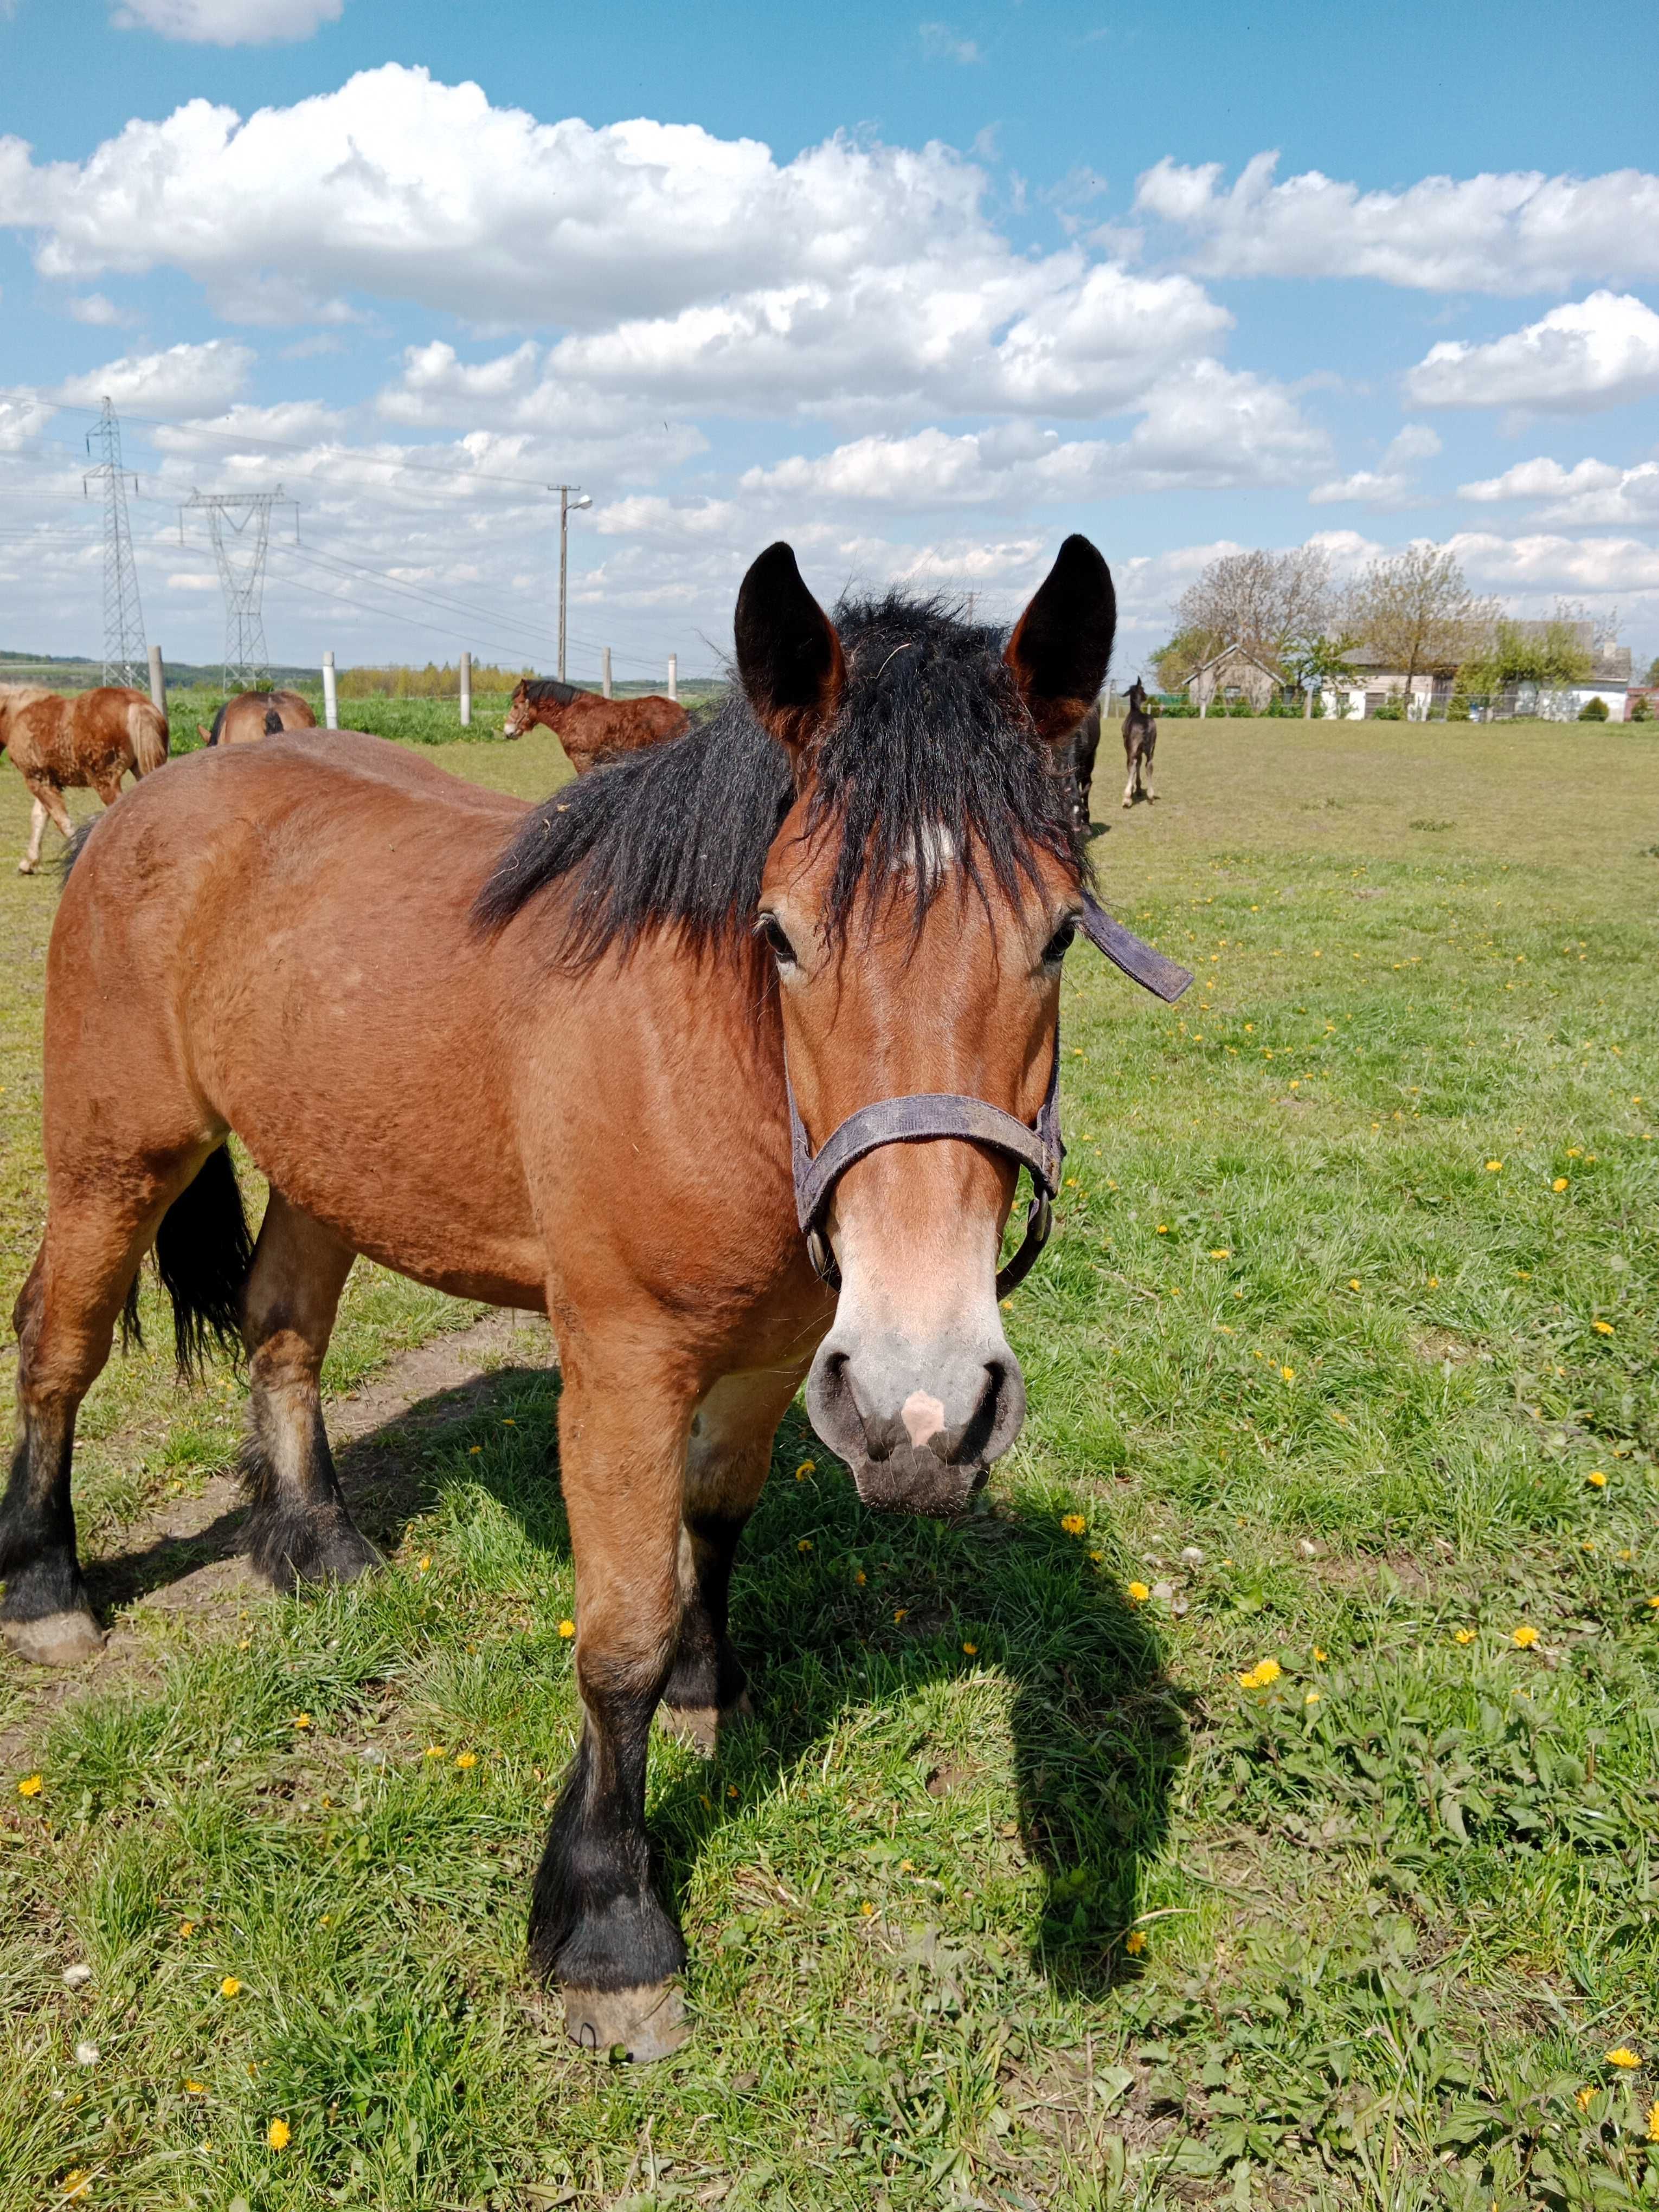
xmin=475 ymin=591 xmax=1085 ymax=965
xmin=524 ymin=677 xmax=583 ymax=706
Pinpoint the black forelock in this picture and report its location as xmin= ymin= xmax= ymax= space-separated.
xmin=474 ymin=589 xmax=1086 ymax=966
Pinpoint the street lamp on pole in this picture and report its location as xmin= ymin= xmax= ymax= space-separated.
xmin=557 ymin=486 xmax=591 ymax=681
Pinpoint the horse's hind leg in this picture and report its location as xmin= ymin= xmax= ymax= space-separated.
xmin=2 ymin=1186 xmax=176 ymax=1663
xmin=239 ymin=1191 xmax=380 ymax=1591
xmin=1123 ymin=749 xmax=1138 ymax=808
xmin=659 ymin=1367 xmax=800 ymax=1755
xmin=1143 ymin=737 xmax=1157 ymax=802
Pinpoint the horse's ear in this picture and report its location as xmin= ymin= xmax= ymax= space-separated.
xmin=735 ymin=542 xmax=845 ymax=752
xmin=198 ymin=725 xmax=213 ymax=744
xmin=1005 ymin=536 xmax=1116 ymax=742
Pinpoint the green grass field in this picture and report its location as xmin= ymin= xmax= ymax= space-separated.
xmin=2 ymin=717 xmax=1656 ymax=2212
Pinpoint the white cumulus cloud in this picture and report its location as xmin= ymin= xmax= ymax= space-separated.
xmin=1458 ymin=454 xmax=1659 ymax=526
xmin=1134 ymin=151 xmax=1659 ymax=293
xmin=1309 ymin=422 xmax=1442 ymax=509
xmin=111 ymin=0 xmax=342 ymax=43
xmin=1404 ymin=292 xmax=1659 ymax=413
xmin=53 ymin=338 xmax=254 ymax=415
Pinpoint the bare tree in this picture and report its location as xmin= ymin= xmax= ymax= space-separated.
xmin=1174 ymin=547 xmax=1335 ymax=668
xmin=1347 ymin=545 xmax=1494 ymax=705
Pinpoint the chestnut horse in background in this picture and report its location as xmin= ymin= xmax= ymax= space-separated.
xmin=0 ymin=684 xmax=169 ymax=874
xmin=4 ymin=538 xmax=1115 ymax=2060
xmin=200 ymin=689 xmax=318 ymax=748
xmin=503 ymin=676 xmax=688 ymax=774
xmin=1121 ymin=678 xmax=1158 ymax=807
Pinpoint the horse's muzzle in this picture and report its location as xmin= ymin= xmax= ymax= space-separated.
xmin=805 ymin=1324 xmax=1026 ymax=1515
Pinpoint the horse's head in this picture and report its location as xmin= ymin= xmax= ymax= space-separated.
xmin=502 ymin=680 xmax=532 ymax=738
xmin=738 ymin=538 xmax=1115 ymax=1515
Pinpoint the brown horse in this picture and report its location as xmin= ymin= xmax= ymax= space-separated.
xmin=503 ymin=677 xmax=689 ymax=774
xmin=1121 ymin=678 xmax=1158 ymax=807
xmin=3 ymin=538 xmax=1115 ymax=2058
xmin=1068 ymin=698 xmax=1102 ymax=832
xmin=0 ymin=684 xmax=169 ymax=874
xmin=198 ymin=688 xmax=318 ymax=748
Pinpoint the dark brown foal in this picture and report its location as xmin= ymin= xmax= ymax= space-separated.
xmin=5 ymin=538 xmax=1116 ymax=2058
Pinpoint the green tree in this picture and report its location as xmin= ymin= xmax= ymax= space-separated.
xmin=1348 ymin=545 xmax=1491 ymax=714
xmin=1148 ymin=626 xmax=1221 ymax=692
xmin=1285 ymin=631 xmax=1362 ymax=719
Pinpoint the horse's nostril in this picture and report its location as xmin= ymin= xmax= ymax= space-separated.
xmin=948 ymin=1358 xmax=1009 ymax=1466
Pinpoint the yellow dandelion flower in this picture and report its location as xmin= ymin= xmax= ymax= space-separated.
xmin=184 ymin=2079 xmax=207 ymax=2095
xmin=1455 ymin=1628 xmax=1476 ymax=1645
xmin=267 ymin=2118 xmax=291 ymax=2150
xmin=894 ymin=1608 xmax=908 ymax=1623
xmin=795 ymin=1460 xmax=815 ymax=1481
xmin=1576 ymin=2085 xmax=1596 ymax=2111
xmin=1253 ymin=1657 xmax=1282 ymax=1684
xmin=1089 ymin=1548 xmax=1104 ymax=1563
xmin=18 ymin=1774 xmax=43 ymax=1798
xmin=179 ymin=1919 xmax=195 ymax=1937
xmin=1587 ymin=1471 xmax=1607 ymax=1488
xmin=1592 ymin=1319 xmax=1615 ymax=1335
xmin=454 ymin=1751 xmax=477 ymax=1770
xmin=1060 ymin=1513 xmax=1086 ymax=1536
xmin=962 ymin=1641 xmax=979 ymax=1656
xmin=467 ymin=1446 xmax=480 ymax=1455
xmin=291 ymin=1712 xmax=312 ymax=1730
xmin=1156 ymin=1224 xmax=1169 ymax=1234
xmin=1126 ymin=1581 xmax=1150 ymax=1603
xmin=61 ymin=2172 xmax=90 ymax=2200
xmin=425 ymin=1744 xmax=445 ymax=1759
xmin=853 ymin=1569 xmax=866 ymax=1586
xmin=1125 ymin=1930 xmax=1146 ymax=1956
xmin=1485 ymin=1160 xmax=1503 ymax=1172
xmin=1208 ymin=1248 xmax=1231 ymax=1259
xmin=797 ymin=1538 xmax=813 ymax=1553
xmin=1567 ymin=1146 xmax=1581 ymax=1158
xmin=1648 ymin=2100 xmax=1659 ymax=2142
xmin=557 ymin=1619 xmax=575 ymax=1638
xmin=501 ymin=1418 xmax=515 ymax=1426
xmin=1513 ymin=1625 xmax=1540 ymax=1649
xmin=1348 ymin=1278 xmax=1361 ymax=1291
xmin=1648 ymin=1596 xmax=1659 ymax=1610
xmin=1281 ymin=1365 xmax=1295 ymax=1382
xmin=1606 ymin=2047 xmax=1640 ymax=2069
xmin=900 ymin=1858 xmax=915 ymax=1872
xmin=859 ymin=1901 xmax=874 ymax=1917
xmin=1428 ymin=1275 xmax=1439 ymax=1287
xmin=1304 ymin=1691 xmax=1321 ymax=1705
xmin=220 ymin=1977 xmax=241 ymax=1998
xmin=1553 ymin=1177 xmax=1569 ymax=1192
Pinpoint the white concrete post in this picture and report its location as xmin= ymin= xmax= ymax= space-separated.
xmin=146 ymin=644 xmax=165 ymax=712
xmin=601 ymin=646 xmax=612 ymax=699
xmin=666 ymin=653 xmax=678 ymax=702
xmin=323 ymin=650 xmax=338 ymax=731
xmin=459 ymin=650 xmax=472 ymax=729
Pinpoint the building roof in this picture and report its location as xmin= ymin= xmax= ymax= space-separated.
xmin=1183 ymin=641 xmax=1283 ymax=688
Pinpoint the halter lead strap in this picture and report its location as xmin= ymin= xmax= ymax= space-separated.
xmin=784 ymin=893 xmax=1191 ymax=1303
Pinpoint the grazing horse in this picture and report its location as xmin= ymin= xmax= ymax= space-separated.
xmin=3 ymin=538 xmax=1115 ymax=2059
xmin=0 ymin=684 xmax=169 ymax=874
xmin=1068 ymin=698 xmax=1102 ymax=833
xmin=1121 ymin=678 xmax=1158 ymax=807
xmin=199 ymin=689 xmax=318 ymax=747
xmin=503 ymin=677 xmax=689 ymax=775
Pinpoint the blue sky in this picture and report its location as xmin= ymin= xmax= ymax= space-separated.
xmin=3 ymin=0 xmax=1657 ymax=679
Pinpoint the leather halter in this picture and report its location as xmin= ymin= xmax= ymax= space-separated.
xmin=786 ymin=891 xmax=1192 ymax=1300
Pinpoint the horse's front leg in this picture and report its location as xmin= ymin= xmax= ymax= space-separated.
xmin=530 ymin=1342 xmax=695 ymax=2060
xmin=19 ymin=781 xmax=70 ymax=874
xmin=660 ymin=1366 xmax=803 ymax=1755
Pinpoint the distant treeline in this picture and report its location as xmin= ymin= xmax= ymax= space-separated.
xmin=338 ymin=661 xmax=529 ymax=698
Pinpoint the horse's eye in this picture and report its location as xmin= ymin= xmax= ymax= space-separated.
xmin=758 ymin=914 xmax=798 ymax=966
xmin=1041 ymin=917 xmax=1077 ymax=965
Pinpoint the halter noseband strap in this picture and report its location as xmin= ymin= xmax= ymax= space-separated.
xmin=785 ymin=890 xmax=1191 ymax=1303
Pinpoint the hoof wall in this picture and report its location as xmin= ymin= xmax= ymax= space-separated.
xmin=3 ymin=1609 xmax=105 ymax=1667
xmin=657 ymin=1691 xmax=752 ymax=1758
xmin=563 ymin=1981 xmax=688 ymax=2062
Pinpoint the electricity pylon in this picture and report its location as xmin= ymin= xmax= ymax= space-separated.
xmin=180 ymin=487 xmax=298 ymax=692
xmin=84 ymin=398 xmax=147 ymax=689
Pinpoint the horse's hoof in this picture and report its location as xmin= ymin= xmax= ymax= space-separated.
xmin=657 ymin=1689 xmax=754 ymax=1758
xmin=562 ymin=1981 xmax=689 ymax=2062
xmin=2 ymin=1609 xmax=105 ymax=1667
xmin=17 ymin=859 xmax=37 ymax=876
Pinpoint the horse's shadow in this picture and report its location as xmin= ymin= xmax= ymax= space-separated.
xmin=89 ymin=1355 xmax=1188 ymax=1999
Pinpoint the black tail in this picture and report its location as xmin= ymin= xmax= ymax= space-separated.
xmin=120 ymin=1146 xmax=254 ymax=1380
xmin=56 ymin=818 xmax=100 ymax=883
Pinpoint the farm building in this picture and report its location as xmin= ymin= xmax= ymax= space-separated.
xmin=1184 ymin=642 xmax=1283 ymax=715
xmin=1322 ymin=624 xmax=1632 ymax=722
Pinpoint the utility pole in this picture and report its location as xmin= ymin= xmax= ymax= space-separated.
xmin=84 ymin=397 xmax=147 ymax=689
xmin=557 ymin=485 xmax=591 ymax=682
xmin=180 ymin=487 xmax=298 ymax=692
